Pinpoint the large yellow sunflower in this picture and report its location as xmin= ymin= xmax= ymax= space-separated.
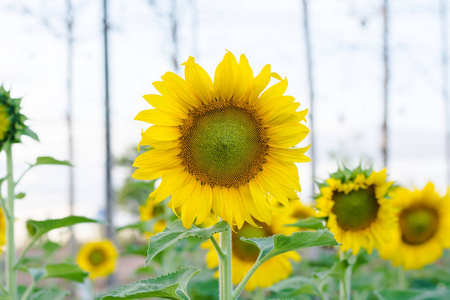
xmin=379 ymin=183 xmax=450 ymax=270
xmin=316 ymin=167 xmax=395 ymax=255
xmin=202 ymin=212 xmax=300 ymax=291
xmin=133 ymin=51 xmax=309 ymax=229
xmin=76 ymin=240 xmax=118 ymax=279
xmin=139 ymin=198 xmax=167 ymax=238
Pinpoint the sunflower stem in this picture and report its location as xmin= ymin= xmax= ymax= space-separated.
xmin=219 ymin=222 xmax=233 ymax=300
xmin=5 ymin=143 xmax=17 ymax=299
xmin=210 ymin=236 xmax=225 ymax=260
xmin=339 ymin=250 xmax=352 ymax=300
xmin=397 ymin=267 xmax=406 ymax=290
xmin=232 ymin=258 xmax=264 ymax=299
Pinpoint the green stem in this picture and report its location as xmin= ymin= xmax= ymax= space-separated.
xmin=210 ymin=236 xmax=225 ymax=260
xmin=339 ymin=251 xmax=352 ymax=300
xmin=219 ymin=223 xmax=232 ymax=300
xmin=19 ymin=279 xmax=34 ymax=300
xmin=5 ymin=143 xmax=17 ymax=299
xmin=397 ymin=267 xmax=406 ymax=290
xmin=232 ymin=258 xmax=264 ymax=299
xmin=14 ymin=237 xmax=39 ymax=271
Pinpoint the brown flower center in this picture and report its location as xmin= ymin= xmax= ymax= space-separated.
xmin=399 ymin=206 xmax=439 ymax=245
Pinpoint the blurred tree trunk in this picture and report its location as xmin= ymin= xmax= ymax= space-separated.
xmin=66 ymin=0 xmax=76 ymax=255
xmin=441 ymin=0 xmax=450 ymax=185
xmin=382 ymin=0 xmax=390 ymax=168
xmin=301 ymin=0 xmax=316 ymax=195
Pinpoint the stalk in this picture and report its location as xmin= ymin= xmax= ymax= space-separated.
xmin=218 ymin=223 xmax=232 ymax=300
xmin=339 ymin=251 xmax=352 ymax=300
xmin=397 ymin=267 xmax=406 ymax=289
xmin=5 ymin=143 xmax=17 ymax=299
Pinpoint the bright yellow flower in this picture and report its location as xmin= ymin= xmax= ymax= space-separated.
xmin=202 ymin=212 xmax=300 ymax=291
xmin=77 ymin=240 xmax=118 ymax=279
xmin=133 ymin=51 xmax=309 ymax=229
xmin=139 ymin=198 xmax=166 ymax=238
xmin=316 ymin=168 xmax=395 ymax=255
xmin=379 ymin=183 xmax=450 ymax=270
xmin=0 ymin=105 xmax=10 ymax=143
xmin=0 ymin=208 xmax=5 ymax=252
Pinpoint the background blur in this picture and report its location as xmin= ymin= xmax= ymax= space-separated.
xmin=0 ymin=0 xmax=448 ymax=244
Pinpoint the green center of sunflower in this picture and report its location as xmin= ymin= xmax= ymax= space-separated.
xmin=332 ymin=186 xmax=379 ymax=231
xmin=180 ymin=104 xmax=267 ymax=188
xmin=89 ymin=249 xmax=106 ymax=266
xmin=152 ymin=205 xmax=164 ymax=217
xmin=399 ymin=206 xmax=438 ymax=245
xmin=232 ymin=222 xmax=270 ymax=262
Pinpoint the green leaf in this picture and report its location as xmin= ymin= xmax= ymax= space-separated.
xmin=16 ymin=192 xmax=26 ymax=199
xmin=42 ymin=241 xmax=61 ymax=256
xmin=99 ymin=266 xmax=200 ymax=300
xmin=241 ymin=229 xmax=338 ymax=265
xmin=146 ymin=220 xmax=228 ymax=265
xmin=30 ymin=288 xmax=69 ymax=300
xmin=371 ymin=289 xmax=450 ymax=300
xmin=43 ymin=263 xmax=89 ymax=283
xmin=284 ymin=217 xmax=325 ymax=230
xmin=267 ymin=276 xmax=318 ymax=297
xmin=33 ymin=157 xmax=71 ymax=167
xmin=26 ymin=216 xmax=99 ymax=238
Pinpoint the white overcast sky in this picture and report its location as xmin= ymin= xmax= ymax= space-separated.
xmin=0 ymin=0 xmax=447 ymax=242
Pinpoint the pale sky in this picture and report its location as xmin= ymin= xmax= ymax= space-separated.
xmin=0 ymin=0 xmax=447 ymax=243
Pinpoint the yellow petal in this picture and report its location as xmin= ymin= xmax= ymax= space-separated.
xmin=214 ymin=51 xmax=238 ymax=101
xmin=182 ymin=56 xmax=214 ymax=104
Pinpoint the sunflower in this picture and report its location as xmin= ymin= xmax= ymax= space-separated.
xmin=0 ymin=208 xmax=5 ymax=252
xmin=139 ymin=198 xmax=167 ymax=237
xmin=77 ymin=240 xmax=118 ymax=279
xmin=202 ymin=212 xmax=300 ymax=291
xmin=133 ymin=52 xmax=309 ymax=229
xmin=0 ymin=86 xmax=38 ymax=150
xmin=379 ymin=183 xmax=450 ymax=270
xmin=316 ymin=167 xmax=395 ymax=255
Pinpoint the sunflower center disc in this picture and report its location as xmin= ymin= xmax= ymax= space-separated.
xmin=400 ymin=206 xmax=438 ymax=245
xmin=332 ymin=186 xmax=379 ymax=231
xmin=232 ymin=223 xmax=269 ymax=262
xmin=181 ymin=106 xmax=266 ymax=187
xmin=89 ymin=249 xmax=105 ymax=265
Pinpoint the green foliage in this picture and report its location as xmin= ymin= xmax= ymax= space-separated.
xmin=33 ymin=156 xmax=72 ymax=166
xmin=267 ymin=276 xmax=319 ymax=298
xmin=241 ymin=229 xmax=339 ymax=265
xmin=26 ymin=216 xmax=99 ymax=238
xmin=284 ymin=217 xmax=326 ymax=230
xmin=42 ymin=263 xmax=89 ymax=282
xmin=29 ymin=288 xmax=69 ymax=300
xmin=146 ymin=220 xmax=229 ymax=265
xmin=369 ymin=289 xmax=450 ymax=300
xmin=99 ymin=267 xmax=200 ymax=300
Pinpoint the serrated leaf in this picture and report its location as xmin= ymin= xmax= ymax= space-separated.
xmin=99 ymin=266 xmax=200 ymax=300
xmin=284 ymin=217 xmax=325 ymax=230
xmin=44 ymin=263 xmax=89 ymax=282
xmin=146 ymin=220 xmax=228 ymax=265
xmin=33 ymin=157 xmax=71 ymax=167
xmin=26 ymin=216 xmax=99 ymax=238
xmin=30 ymin=288 xmax=69 ymax=300
xmin=242 ymin=229 xmax=338 ymax=265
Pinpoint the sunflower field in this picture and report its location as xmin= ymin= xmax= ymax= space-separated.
xmin=0 ymin=0 xmax=449 ymax=299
